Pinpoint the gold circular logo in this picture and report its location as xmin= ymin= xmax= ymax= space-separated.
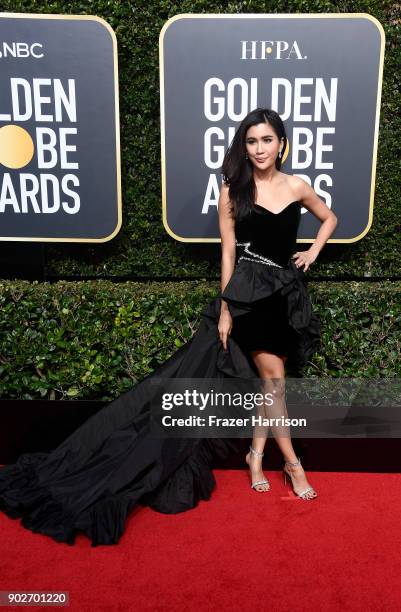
xmin=0 ymin=125 xmax=34 ymax=169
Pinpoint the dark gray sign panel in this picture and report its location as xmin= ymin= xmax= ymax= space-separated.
xmin=0 ymin=13 xmax=121 ymax=242
xmin=159 ymin=13 xmax=385 ymax=243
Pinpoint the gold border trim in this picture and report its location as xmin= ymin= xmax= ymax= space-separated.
xmin=0 ymin=12 xmax=122 ymax=243
xmin=159 ymin=12 xmax=385 ymax=243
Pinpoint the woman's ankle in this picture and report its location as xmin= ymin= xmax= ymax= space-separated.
xmin=283 ymin=454 xmax=299 ymax=465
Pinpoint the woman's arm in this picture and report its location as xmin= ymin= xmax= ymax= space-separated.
xmin=218 ymin=183 xmax=236 ymax=313
xmin=217 ymin=183 xmax=236 ymax=350
xmin=292 ymin=177 xmax=338 ymax=272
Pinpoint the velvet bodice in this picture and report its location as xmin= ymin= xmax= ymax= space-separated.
xmin=234 ymin=201 xmax=301 ymax=267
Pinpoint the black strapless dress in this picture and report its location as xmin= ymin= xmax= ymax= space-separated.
xmin=0 ymin=201 xmax=321 ymax=546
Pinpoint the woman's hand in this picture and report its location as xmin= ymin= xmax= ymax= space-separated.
xmin=218 ymin=310 xmax=233 ymax=351
xmin=291 ymin=247 xmax=319 ymax=272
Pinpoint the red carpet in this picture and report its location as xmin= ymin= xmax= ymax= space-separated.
xmin=1 ymin=470 xmax=401 ymax=611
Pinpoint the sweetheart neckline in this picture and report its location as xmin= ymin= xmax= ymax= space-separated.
xmin=253 ymin=201 xmax=299 ymax=215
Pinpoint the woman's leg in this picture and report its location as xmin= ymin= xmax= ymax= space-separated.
xmin=249 ymin=350 xmax=317 ymax=499
xmin=244 ymin=350 xmax=285 ymax=492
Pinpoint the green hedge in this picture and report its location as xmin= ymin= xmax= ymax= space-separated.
xmin=1 ymin=279 xmax=400 ymax=400
xmin=1 ymin=2 xmax=399 ymax=399
xmin=1 ymin=0 xmax=399 ymax=277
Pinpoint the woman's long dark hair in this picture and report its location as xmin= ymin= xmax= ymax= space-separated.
xmin=221 ymin=108 xmax=287 ymax=221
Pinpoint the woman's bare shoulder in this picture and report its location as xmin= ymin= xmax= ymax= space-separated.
xmin=284 ymin=174 xmax=312 ymax=201
xmin=219 ymin=181 xmax=234 ymax=221
xmin=219 ymin=181 xmax=230 ymax=204
xmin=287 ymin=174 xmax=308 ymax=190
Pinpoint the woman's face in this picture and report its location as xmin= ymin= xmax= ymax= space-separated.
xmin=245 ymin=122 xmax=283 ymax=169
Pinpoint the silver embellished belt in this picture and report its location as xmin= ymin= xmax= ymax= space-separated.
xmin=236 ymin=242 xmax=283 ymax=268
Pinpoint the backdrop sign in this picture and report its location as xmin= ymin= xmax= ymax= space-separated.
xmin=0 ymin=13 xmax=121 ymax=242
xmin=159 ymin=13 xmax=385 ymax=243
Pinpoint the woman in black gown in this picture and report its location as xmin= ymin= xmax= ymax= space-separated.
xmin=218 ymin=108 xmax=337 ymax=496
xmin=0 ymin=108 xmax=337 ymax=546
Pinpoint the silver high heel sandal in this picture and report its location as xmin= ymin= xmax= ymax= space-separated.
xmin=246 ymin=445 xmax=270 ymax=492
xmin=283 ymin=457 xmax=317 ymax=500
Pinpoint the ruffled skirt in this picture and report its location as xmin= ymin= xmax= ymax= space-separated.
xmin=0 ymin=258 xmax=321 ymax=546
xmin=216 ymin=258 xmax=321 ymax=372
